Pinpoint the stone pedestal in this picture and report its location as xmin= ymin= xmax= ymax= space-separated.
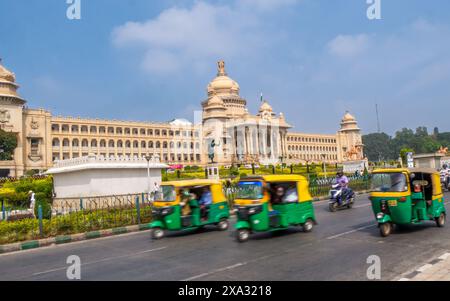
xmin=206 ymin=164 xmax=220 ymax=180
xmin=342 ymin=159 xmax=368 ymax=174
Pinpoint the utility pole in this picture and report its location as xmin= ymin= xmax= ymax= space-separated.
xmin=375 ymin=103 xmax=381 ymax=133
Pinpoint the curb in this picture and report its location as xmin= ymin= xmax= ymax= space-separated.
xmin=398 ymin=252 xmax=450 ymax=281
xmin=0 ymin=223 xmax=152 ymax=255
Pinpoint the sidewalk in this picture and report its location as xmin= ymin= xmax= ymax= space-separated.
xmin=398 ymin=253 xmax=450 ymax=281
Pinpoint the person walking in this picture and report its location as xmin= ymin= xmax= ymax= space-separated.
xmin=28 ymin=190 xmax=36 ymax=218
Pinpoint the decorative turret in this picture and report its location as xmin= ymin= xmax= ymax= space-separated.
xmin=339 ymin=111 xmax=360 ymax=132
xmin=206 ymin=60 xmax=240 ymax=97
xmin=0 ymin=59 xmax=25 ymax=103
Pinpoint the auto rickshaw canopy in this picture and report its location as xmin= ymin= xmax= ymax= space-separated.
xmin=159 ymin=179 xmax=226 ymax=205
xmin=371 ymin=168 xmax=443 ymax=197
xmin=238 ymin=174 xmax=312 ymax=203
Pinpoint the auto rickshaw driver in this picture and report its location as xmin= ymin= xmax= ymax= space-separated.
xmin=180 ymin=189 xmax=197 ymax=216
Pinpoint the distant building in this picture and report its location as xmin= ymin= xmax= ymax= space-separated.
xmin=0 ymin=59 xmax=364 ymax=176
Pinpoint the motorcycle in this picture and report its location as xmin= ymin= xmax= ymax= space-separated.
xmin=329 ymin=183 xmax=355 ymax=212
xmin=440 ymin=173 xmax=450 ymax=192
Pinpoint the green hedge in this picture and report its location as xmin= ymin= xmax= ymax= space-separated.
xmin=0 ymin=205 xmax=153 ymax=245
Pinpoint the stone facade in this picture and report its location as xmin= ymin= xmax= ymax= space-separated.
xmin=0 ymin=59 xmax=364 ymax=176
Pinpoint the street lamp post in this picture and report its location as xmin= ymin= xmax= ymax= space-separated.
xmin=144 ymin=154 xmax=152 ymax=201
xmin=321 ymin=154 xmax=327 ymax=179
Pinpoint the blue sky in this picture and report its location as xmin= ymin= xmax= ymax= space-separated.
xmin=1 ymin=0 xmax=450 ymax=135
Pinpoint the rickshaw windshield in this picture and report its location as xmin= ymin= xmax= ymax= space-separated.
xmin=371 ymin=173 xmax=408 ymax=192
xmin=154 ymin=185 xmax=176 ymax=202
xmin=236 ymin=181 xmax=264 ymax=200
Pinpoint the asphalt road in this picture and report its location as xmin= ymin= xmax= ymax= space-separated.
xmin=1 ymin=192 xmax=450 ymax=281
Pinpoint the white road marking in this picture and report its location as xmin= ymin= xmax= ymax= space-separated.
xmin=438 ymin=253 xmax=450 ymax=260
xmin=31 ymin=246 xmax=167 ymax=276
xmin=181 ymin=255 xmax=273 ymax=281
xmin=398 ymin=278 xmax=410 ymax=281
xmin=416 ymin=264 xmax=433 ymax=273
xmin=326 ymin=224 xmax=376 ymax=240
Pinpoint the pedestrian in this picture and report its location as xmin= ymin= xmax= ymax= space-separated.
xmin=28 ymin=190 xmax=36 ymax=218
xmin=151 ymin=182 xmax=160 ymax=201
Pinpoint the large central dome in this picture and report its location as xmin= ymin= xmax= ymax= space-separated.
xmin=207 ymin=60 xmax=240 ymax=96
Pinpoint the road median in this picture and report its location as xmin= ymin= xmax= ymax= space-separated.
xmin=0 ymin=223 xmax=152 ymax=255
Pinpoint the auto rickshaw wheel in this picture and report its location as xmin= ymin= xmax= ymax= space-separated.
xmin=436 ymin=213 xmax=446 ymax=227
xmin=329 ymin=202 xmax=338 ymax=212
xmin=303 ymin=219 xmax=314 ymax=232
xmin=237 ymin=229 xmax=250 ymax=243
xmin=152 ymin=227 xmax=164 ymax=240
xmin=217 ymin=218 xmax=229 ymax=231
xmin=379 ymin=223 xmax=392 ymax=237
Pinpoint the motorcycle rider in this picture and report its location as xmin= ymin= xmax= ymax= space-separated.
xmin=440 ymin=164 xmax=450 ymax=189
xmin=336 ymin=171 xmax=351 ymax=205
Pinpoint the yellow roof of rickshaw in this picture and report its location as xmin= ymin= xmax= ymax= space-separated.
xmin=240 ymin=174 xmax=308 ymax=183
xmin=161 ymin=179 xmax=222 ymax=187
xmin=372 ymin=168 xmax=439 ymax=175
xmin=372 ymin=168 xmax=409 ymax=174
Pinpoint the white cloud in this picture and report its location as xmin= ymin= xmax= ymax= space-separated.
xmin=112 ymin=2 xmax=249 ymax=74
xmin=327 ymin=34 xmax=370 ymax=58
xmin=112 ymin=1 xmax=299 ymax=75
xmin=237 ymin=0 xmax=300 ymax=12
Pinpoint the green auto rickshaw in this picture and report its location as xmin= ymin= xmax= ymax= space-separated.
xmin=370 ymin=168 xmax=446 ymax=237
xmin=233 ymin=175 xmax=317 ymax=242
xmin=150 ymin=179 xmax=230 ymax=239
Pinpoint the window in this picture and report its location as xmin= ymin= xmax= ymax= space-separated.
xmin=52 ymin=124 xmax=60 ymax=132
xmin=62 ymin=125 xmax=69 ymax=132
xmin=30 ymin=138 xmax=39 ymax=155
xmin=371 ymin=173 xmax=408 ymax=192
xmin=52 ymin=138 xmax=60 ymax=147
xmin=236 ymin=181 xmax=263 ymax=199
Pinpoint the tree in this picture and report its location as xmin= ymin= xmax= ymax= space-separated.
xmin=0 ymin=129 xmax=17 ymax=160
xmin=362 ymin=133 xmax=396 ymax=161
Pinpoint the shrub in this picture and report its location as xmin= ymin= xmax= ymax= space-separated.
xmin=34 ymin=199 xmax=52 ymax=219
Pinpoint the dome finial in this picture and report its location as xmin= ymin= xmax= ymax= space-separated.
xmin=217 ymin=60 xmax=227 ymax=76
